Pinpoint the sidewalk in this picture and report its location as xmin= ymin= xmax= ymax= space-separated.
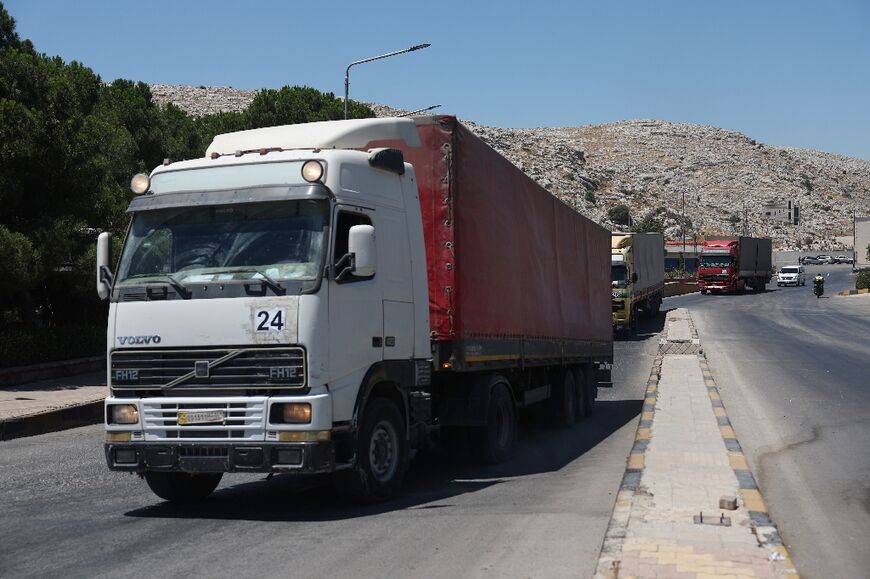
xmin=595 ymin=309 xmax=799 ymax=578
xmin=0 ymin=371 xmax=105 ymax=441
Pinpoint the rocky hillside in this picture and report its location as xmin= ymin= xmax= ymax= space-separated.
xmin=150 ymin=84 xmax=870 ymax=250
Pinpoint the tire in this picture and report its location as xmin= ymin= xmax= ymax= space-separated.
xmin=574 ymin=364 xmax=593 ymax=418
xmin=144 ymin=472 xmax=222 ymax=502
xmin=335 ymin=397 xmax=408 ymax=503
xmin=472 ymin=382 xmax=517 ymax=464
xmin=700 ymin=289 xmax=707 ymax=295
xmin=551 ymin=370 xmax=578 ymax=428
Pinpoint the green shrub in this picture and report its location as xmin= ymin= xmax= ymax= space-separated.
xmin=856 ymin=271 xmax=870 ymax=290
xmin=608 ymin=204 xmax=631 ymax=226
xmin=585 ymin=190 xmax=597 ymax=205
xmin=0 ymin=325 xmax=104 ymax=368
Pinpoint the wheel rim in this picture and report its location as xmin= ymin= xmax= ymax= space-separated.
xmin=368 ymin=420 xmax=399 ymax=482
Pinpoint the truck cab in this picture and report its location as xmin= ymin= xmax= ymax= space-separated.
xmin=98 ymin=118 xmax=431 ymax=501
xmin=698 ymin=240 xmax=740 ymax=293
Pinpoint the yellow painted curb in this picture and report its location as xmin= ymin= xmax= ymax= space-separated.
xmin=740 ymin=488 xmax=768 ymax=513
xmin=627 ymin=454 xmax=644 ymax=470
xmin=728 ymin=452 xmax=749 ymax=470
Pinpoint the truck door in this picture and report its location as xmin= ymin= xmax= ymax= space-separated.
xmin=328 ymin=206 xmax=383 ymax=418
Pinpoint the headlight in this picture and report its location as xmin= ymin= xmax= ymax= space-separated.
xmin=301 ymin=160 xmax=324 ymax=183
xmin=130 ymin=173 xmax=150 ymax=195
xmin=271 ymin=403 xmax=312 ymax=424
xmin=109 ymin=404 xmax=139 ymax=425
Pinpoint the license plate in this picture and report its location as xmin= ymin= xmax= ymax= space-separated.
xmin=178 ymin=410 xmax=225 ymax=425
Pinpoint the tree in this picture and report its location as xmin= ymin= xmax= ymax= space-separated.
xmin=631 ymin=215 xmax=664 ymax=233
xmin=608 ymin=204 xmax=631 ymax=226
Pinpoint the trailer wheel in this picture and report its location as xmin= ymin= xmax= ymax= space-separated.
xmin=578 ymin=364 xmax=596 ymax=416
xmin=472 ymin=382 xmax=517 ymax=464
xmin=335 ymin=397 xmax=408 ymax=503
xmin=552 ymin=370 xmax=578 ymax=428
xmin=144 ymin=472 xmax=222 ymax=502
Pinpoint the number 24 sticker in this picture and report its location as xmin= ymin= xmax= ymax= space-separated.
xmin=255 ymin=309 xmax=286 ymax=332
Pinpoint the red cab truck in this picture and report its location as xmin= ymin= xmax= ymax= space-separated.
xmin=698 ymin=236 xmax=772 ymax=294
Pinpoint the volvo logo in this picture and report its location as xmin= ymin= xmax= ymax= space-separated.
xmin=117 ymin=335 xmax=161 ymax=346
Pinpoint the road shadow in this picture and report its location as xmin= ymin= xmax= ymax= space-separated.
xmin=124 ymin=398 xmax=642 ymax=523
xmin=615 ymin=309 xmax=667 ymax=342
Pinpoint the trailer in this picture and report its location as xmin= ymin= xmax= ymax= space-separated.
xmin=855 ymin=217 xmax=870 ymax=271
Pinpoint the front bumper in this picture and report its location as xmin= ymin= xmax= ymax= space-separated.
xmin=105 ymin=441 xmax=335 ymax=474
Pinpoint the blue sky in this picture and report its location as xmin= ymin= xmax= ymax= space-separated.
xmin=6 ymin=0 xmax=870 ymax=159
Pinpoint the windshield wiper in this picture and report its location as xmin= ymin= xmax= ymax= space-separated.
xmin=209 ymin=268 xmax=286 ymax=295
xmin=127 ymin=273 xmax=191 ymax=299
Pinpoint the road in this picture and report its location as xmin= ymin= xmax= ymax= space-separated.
xmin=667 ymin=264 xmax=870 ymax=579
xmin=0 ymin=320 xmax=662 ymax=579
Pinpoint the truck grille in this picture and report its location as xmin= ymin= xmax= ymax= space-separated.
xmin=111 ymin=347 xmax=306 ymax=391
xmin=141 ymin=398 xmax=266 ymax=441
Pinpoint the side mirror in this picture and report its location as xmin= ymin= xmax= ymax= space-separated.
xmin=349 ymin=224 xmax=376 ymax=277
xmin=631 ymin=272 xmax=639 ymax=283
xmin=96 ymin=232 xmax=113 ymax=300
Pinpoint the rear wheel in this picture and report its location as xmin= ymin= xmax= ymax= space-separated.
xmin=144 ymin=472 xmax=223 ymax=502
xmin=472 ymin=382 xmax=517 ymax=464
xmin=551 ymin=370 xmax=578 ymax=428
xmin=335 ymin=397 xmax=408 ymax=502
xmin=573 ymin=365 xmax=593 ymax=418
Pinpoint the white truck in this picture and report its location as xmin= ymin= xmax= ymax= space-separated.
xmin=97 ymin=117 xmax=613 ymax=502
xmin=610 ymin=232 xmax=664 ymax=333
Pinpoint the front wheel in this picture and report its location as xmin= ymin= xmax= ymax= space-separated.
xmin=335 ymin=397 xmax=408 ymax=503
xmin=144 ymin=472 xmax=223 ymax=502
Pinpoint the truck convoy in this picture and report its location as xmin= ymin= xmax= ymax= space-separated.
xmin=96 ymin=116 xmax=613 ymax=502
xmin=698 ymin=236 xmax=772 ymax=294
xmin=611 ymin=233 xmax=664 ymax=332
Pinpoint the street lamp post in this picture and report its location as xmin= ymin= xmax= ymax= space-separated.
xmin=344 ymin=44 xmax=431 ymax=119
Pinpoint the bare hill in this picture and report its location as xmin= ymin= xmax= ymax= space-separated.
xmin=150 ymin=84 xmax=870 ymax=250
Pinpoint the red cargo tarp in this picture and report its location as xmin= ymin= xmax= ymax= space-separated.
xmin=370 ymin=116 xmax=611 ymax=345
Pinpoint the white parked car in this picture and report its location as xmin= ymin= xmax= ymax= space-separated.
xmin=777 ymin=265 xmax=806 ymax=286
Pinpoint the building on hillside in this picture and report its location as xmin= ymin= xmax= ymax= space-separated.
xmin=664 ymin=240 xmax=703 ymax=274
xmin=762 ymin=199 xmax=799 ymax=224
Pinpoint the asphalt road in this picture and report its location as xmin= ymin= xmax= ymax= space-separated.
xmin=0 ymin=320 xmax=662 ymax=579
xmin=667 ymin=264 xmax=870 ymax=579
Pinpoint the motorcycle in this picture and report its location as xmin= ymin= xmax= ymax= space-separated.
xmin=813 ymin=277 xmax=824 ymax=298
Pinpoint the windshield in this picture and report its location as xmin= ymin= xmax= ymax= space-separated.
xmin=116 ymin=200 xmax=328 ymax=286
xmin=700 ymin=254 xmax=734 ymax=268
xmin=612 ymin=264 xmax=628 ymax=288
xmin=780 ymin=267 xmax=799 ymax=274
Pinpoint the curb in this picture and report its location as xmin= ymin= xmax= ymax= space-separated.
xmin=594 ymin=310 xmax=800 ymax=578
xmin=595 ymin=351 xmax=663 ymax=578
xmin=0 ymin=356 xmax=105 ymax=388
xmin=837 ymin=288 xmax=870 ymax=296
xmin=0 ymin=400 xmax=103 ymax=442
xmin=697 ymin=352 xmax=798 ymax=576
